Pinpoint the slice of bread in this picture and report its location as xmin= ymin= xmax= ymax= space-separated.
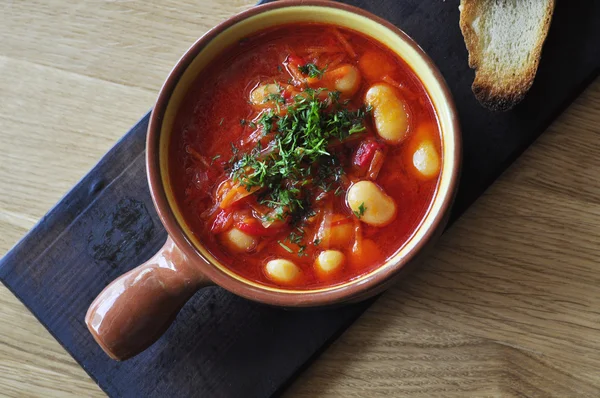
xmin=459 ymin=0 xmax=555 ymax=111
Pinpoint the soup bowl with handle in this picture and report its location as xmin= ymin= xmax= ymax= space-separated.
xmin=85 ymin=0 xmax=461 ymax=361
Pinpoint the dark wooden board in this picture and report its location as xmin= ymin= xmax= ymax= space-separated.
xmin=1 ymin=1 xmax=598 ymax=397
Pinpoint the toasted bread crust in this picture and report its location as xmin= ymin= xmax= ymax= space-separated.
xmin=459 ymin=0 xmax=555 ymax=112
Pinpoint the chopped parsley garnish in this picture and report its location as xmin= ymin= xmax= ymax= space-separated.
xmin=230 ymin=88 xmax=369 ymax=225
xmin=210 ymin=155 xmax=221 ymax=165
xmin=353 ymin=202 xmax=367 ymax=219
xmin=288 ymin=231 xmax=304 ymax=245
xmin=277 ymin=230 xmax=309 ymax=257
xmin=298 ymin=63 xmax=327 ymax=79
xmin=297 ymin=245 xmax=308 ymax=257
xmin=229 ymin=144 xmax=239 ymax=163
xmin=264 ymin=92 xmax=285 ymax=105
xmin=219 ymin=117 xmax=225 ymax=126
xmin=328 ymin=90 xmax=341 ymax=102
xmin=257 ymin=109 xmax=277 ymax=134
xmin=278 ymin=241 xmax=294 ymax=253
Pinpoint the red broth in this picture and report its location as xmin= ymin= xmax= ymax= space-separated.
xmin=169 ymin=23 xmax=441 ymax=289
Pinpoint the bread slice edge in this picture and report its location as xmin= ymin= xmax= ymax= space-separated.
xmin=459 ymin=0 xmax=556 ymax=111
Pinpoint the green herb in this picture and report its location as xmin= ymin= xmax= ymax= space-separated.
xmin=257 ymin=110 xmax=277 ymax=134
xmin=315 ymin=156 xmax=345 ymax=194
xmin=317 ymin=181 xmax=332 ymax=193
xmin=231 ymin=88 xmax=369 ymax=224
xmin=334 ymin=186 xmax=345 ymax=197
xmin=240 ymin=119 xmax=247 ymax=126
xmin=305 ymin=209 xmax=317 ymax=219
xmin=264 ymin=92 xmax=285 ymax=105
xmin=282 ymin=230 xmax=309 ymax=257
xmin=353 ymin=202 xmax=367 ymax=219
xmin=288 ymin=231 xmax=304 ymax=245
xmin=298 ymin=63 xmax=327 ymax=79
xmin=259 ymin=83 xmax=284 ymax=111
xmin=229 ymin=144 xmax=239 ymax=164
xmin=313 ymin=238 xmax=321 ymax=246
xmin=210 ymin=154 xmax=221 ymax=165
xmin=297 ymin=245 xmax=308 ymax=257
xmin=219 ymin=118 xmax=225 ymax=126
xmin=328 ymin=90 xmax=341 ymax=103
xmin=278 ymin=241 xmax=294 ymax=253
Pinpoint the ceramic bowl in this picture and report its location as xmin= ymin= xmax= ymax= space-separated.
xmin=86 ymin=0 xmax=461 ymax=360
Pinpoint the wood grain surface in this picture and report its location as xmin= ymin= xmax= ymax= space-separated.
xmin=1 ymin=1 xmax=599 ymax=397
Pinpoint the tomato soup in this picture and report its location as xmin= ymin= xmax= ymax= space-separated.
xmin=169 ymin=24 xmax=441 ymax=289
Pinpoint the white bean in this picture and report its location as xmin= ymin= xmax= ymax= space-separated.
xmin=250 ymin=83 xmax=282 ymax=107
xmin=265 ymin=259 xmax=301 ymax=284
xmin=329 ymin=65 xmax=361 ymax=97
xmin=365 ymin=84 xmax=409 ymax=143
xmin=347 ymin=181 xmax=397 ymax=227
xmin=221 ymin=228 xmax=257 ymax=253
xmin=412 ymin=139 xmax=441 ymax=179
xmin=315 ymin=250 xmax=345 ymax=276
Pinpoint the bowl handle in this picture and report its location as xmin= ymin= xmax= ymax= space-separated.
xmin=85 ymin=237 xmax=212 ymax=360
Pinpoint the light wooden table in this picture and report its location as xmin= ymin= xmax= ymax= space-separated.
xmin=1 ymin=1 xmax=599 ymax=397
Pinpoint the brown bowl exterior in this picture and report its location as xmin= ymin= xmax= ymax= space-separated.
xmin=146 ymin=0 xmax=461 ymax=308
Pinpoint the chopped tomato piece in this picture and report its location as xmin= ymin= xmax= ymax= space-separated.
xmin=284 ymin=55 xmax=307 ymax=84
xmin=354 ymin=140 xmax=384 ymax=169
xmin=286 ymin=55 xmax=305 ymax=68
xmin=281 ymin=89 xmax=293 ymax=101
